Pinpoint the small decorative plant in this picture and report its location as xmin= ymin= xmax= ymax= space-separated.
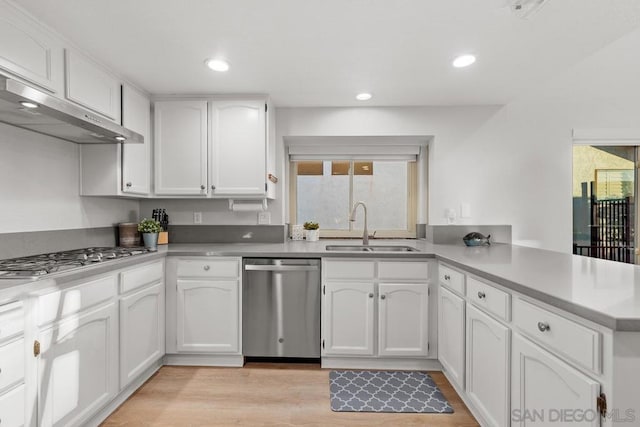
xmin=303 ymin=221 xmax=319 ymax=230
xmin=138 ymin=218 xmax=162 ymax=234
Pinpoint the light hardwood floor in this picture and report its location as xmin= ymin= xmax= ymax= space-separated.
xmin=102 ymin=364 xmax=479 ymax=426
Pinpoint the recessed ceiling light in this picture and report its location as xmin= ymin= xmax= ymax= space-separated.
xmin=20 ymin=101 xmax=38 ymax=108
xmin=356 ymin=93 xmax=372 ymax=101
xmin=205 ymin=58 xmax=230 ymax=72
xmin=452 ymin=54 xmax=476 ymax=68
xmin=115 ymin=136 xmax=126 ymax=142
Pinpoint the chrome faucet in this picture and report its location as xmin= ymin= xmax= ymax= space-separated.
xmin=349 ymin=201 xmax=369 ymax=245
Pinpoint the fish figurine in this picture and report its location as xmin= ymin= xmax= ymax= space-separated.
xmin=463 ymin=232 xmax=491 ymax=247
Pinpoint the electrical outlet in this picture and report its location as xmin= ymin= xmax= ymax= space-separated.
xmin=257 ymin=211 xmax=271 ymax=225
xmin=193 ymin=212 xmax=202 ymax=224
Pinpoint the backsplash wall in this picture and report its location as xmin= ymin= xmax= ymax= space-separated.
xmin=0 ymin=123 xmax=139 ymax=234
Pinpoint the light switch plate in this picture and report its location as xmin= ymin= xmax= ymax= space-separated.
xmin=257 ymin=211 xmax=271 ymax=225
xmin=193 ymin=212 xmax=202 ymax=224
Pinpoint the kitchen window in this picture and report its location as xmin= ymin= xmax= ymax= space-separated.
xmin=289 ymin=159 xmax=418 ymax=238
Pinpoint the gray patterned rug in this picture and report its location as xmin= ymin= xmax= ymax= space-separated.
xmin=329 ymin=370 xmax=454 ymax=413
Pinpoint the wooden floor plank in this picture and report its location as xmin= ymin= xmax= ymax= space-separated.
xmin=102 ymin=364 xmax=479 ymax=426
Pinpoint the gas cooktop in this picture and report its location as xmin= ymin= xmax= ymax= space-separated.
xmin=0 ymin=247 xmax=149 ymax=279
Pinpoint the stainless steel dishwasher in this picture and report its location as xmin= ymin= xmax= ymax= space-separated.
xmin=243 ymin=258 xmax=321 ymax=359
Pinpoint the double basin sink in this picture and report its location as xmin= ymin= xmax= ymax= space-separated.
xmin=325 ymin=245 xmax=419 ymax=252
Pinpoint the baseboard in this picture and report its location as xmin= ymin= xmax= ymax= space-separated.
xmin=164 ymin=353 xmax=244 ymax=367
xmin=85 ymin=358 xmax=164 ymax=427
xmin=442 ymin=369 xmax=488 ymax=426
xmin=321 ymin=357 xmax=442 ymax=370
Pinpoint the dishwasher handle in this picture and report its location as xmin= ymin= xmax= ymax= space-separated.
xmin=244 ymin=264 xmax=319 ymax=272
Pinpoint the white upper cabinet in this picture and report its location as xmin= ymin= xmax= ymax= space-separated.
xmin=154 ymin=100 xmax=208 ymax=196
xmin=209 ymin=99 xmax=267 ymax=197
xmin=121 ymin=84 xmax=151 ymax=195
xmin=64 ymin=49 xmax=121 ymax=122
xmin=0 ymin=0 xmax=64 ymax=94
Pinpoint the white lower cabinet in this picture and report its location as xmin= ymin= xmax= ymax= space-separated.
xmin=378 ymin=283 xmax=429 ymax=356
xmin=0 ymin=383 xmax=26 ymax=427
xmin=323 ymin=281 xmax=375 ymax=356
xmin=438 ymin=285 xmax=465 ymax=388
xmin=119 ymin=282 xmax=165 ymax=388
xmin=176 ymin=280 xmax=240 ymax=353
xmin=466 ymin=303 xmax=511 ymax=427
xmin=37 ymin=302 xmax=119 ymax=427
xmin=511 ymin=334 xmax=600 ymax=427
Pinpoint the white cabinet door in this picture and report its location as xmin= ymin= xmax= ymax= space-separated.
xmin=209 ymin=99 xmax=266 ymax=197
xmin=0 ymin=1 xmax=64 ymax=94
xmin=176 ymin=280 xmax=239 ymax=353
xmin=154 ymin=101 xmax=208 ymax=196
xmin=377 ymin=283 xmax=429 ymax=356
xmin=0 ymin=384 xmax=26 ymax=427
xmin=119 ymin=282 xmax=165 ymax=388
xmin=438 ymin=286 xmax=465 ymax=388
xmin=323 ymin=282 xmax=375 ymax=356
xmin=64 ymin=49 xmax=121 ymax=122
xmin=466 ymin=304 xmax=510 ymax=427
xmin=37 ymin=303 xmax=118 ymax=427
xmin=121 ymin=84 xmax=151 ymax=196
xmin=512 ymin=334 xmax=600 ymax=427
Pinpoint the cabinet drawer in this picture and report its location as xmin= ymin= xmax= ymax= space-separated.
xmin=439 ymin=264 xmax=465 ymax=295
xmin=120 ymin=261 xmax=163 ymax=294
xmin=378 ymin=261 xmax=429 ymax=281
xmin=0 ymin=383 xmax=25 ymax=427
xmin=0 ymin=302 xmax=24 ymax=342
xmin=38 ymin=274 xmax=117 ymax=326
xmin=466 ymin=276 xmax=511 ymax=322
xmin=513 ymin=297 xmax=601 ymax=374
xmin=177 ymin=258 xmax=240 ymax=279
xmin=0 ymin=338 xmax=25 ymax=393
xmin=324 ymin=260 xmax=375 ymax=280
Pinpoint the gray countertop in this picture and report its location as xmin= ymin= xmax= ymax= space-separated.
xmin=2 ymin=239 xmax=640 ymax=331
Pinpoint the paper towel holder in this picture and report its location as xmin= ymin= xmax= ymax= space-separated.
xmin=228 ymin=199 xmax=268 ymax=211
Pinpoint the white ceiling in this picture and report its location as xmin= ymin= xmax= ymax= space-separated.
xmin=16 ymin=0 xmax=640 ymax=107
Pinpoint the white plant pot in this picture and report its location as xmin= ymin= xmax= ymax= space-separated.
xmin=305 ymin=229 xmax=320 ymax=242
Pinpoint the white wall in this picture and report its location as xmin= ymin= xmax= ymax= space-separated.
xmin=275 ymin=27 xmax=640 ymax=253
xmin=0 ymin=123 xmax=139 ymax=233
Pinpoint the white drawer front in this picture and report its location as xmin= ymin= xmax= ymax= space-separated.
xmin=324 ymin=260 xmax=375 ymax=280
xmin=0 ymin=338 xmax=25 ymax=393
xmin=0 ymin=383 xmax=25 ymax=427
xmin=439 ymin=264 xmax=465 ymax=295
xmin=177 ymin=258 xmax=240 ymax=279
xmin=0 ymin=302 xmax=24 ymax=342
xmin=38 ymin=274 xmax=117 ymax=326
xmin=466 ymin=276 xmax=511 ymax=322
xmin=120 ymin=260 xmax=164 ymax=294
xmin=513 ymin=297 xmax=601 ymax=374
xmin=378 ymin=261 xmax=429 ymax=281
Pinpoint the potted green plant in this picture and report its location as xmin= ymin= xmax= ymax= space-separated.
xmin=303 ymin=221 xmax=320 ymax=242
xmin=138 ymin=218 xmax=162 ymax=250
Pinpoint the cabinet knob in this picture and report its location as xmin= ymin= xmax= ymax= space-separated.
xmin=125 ymin=182 xmax=132 ymax=188
xmin=477 ymin=291 xmax=486 ymax=299
xmin=444 ymin=275 xmax=450 ymax=280
xmin=200 ymin=185 xmax=206 ymax=190
xmin=380 ymin=294 xmax=386 ymax=300
xmin=537 ymin=322 xmax=550 ymax=332
xmin=211 ymin=185 xmax=216 ymax=190
xmin=278 ymin=338 xmax=284 ymax=343
xmin=203 ymin=265 xmax=210 ymax=271
xmin=368 ymin=293 xmax=374 ymax=298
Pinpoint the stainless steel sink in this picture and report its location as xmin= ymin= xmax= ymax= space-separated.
xmin=325 ymin=245 xmax=419 ymax=252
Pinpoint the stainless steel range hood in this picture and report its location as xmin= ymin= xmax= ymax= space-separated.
xmin=0 ymin=77 xmax=143 ymax=144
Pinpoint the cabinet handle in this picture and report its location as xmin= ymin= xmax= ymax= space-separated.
xmin=125 ymin=182 xmax=132 ymax=188
xmin=368 ymin=293 xmax=374 ymax=298
xmin=203 ymin=265 xmax=210 ymax=271
xmin=537 ymin=322 xmax=550 ymax=332
xmin=211 ymin=185 xmax=216 ymax=190
xmin=380 ymin=294 xmax=386 ymax=300
xmin=444 ymin=274 xmax=450 ymax=280
xmin=33 ymin=340 xmax=40 ymax=357
xmin=477 ymin=291 xmax=486 ymax=299
xmin=200 ymin=185 xmax=206 ymax=190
